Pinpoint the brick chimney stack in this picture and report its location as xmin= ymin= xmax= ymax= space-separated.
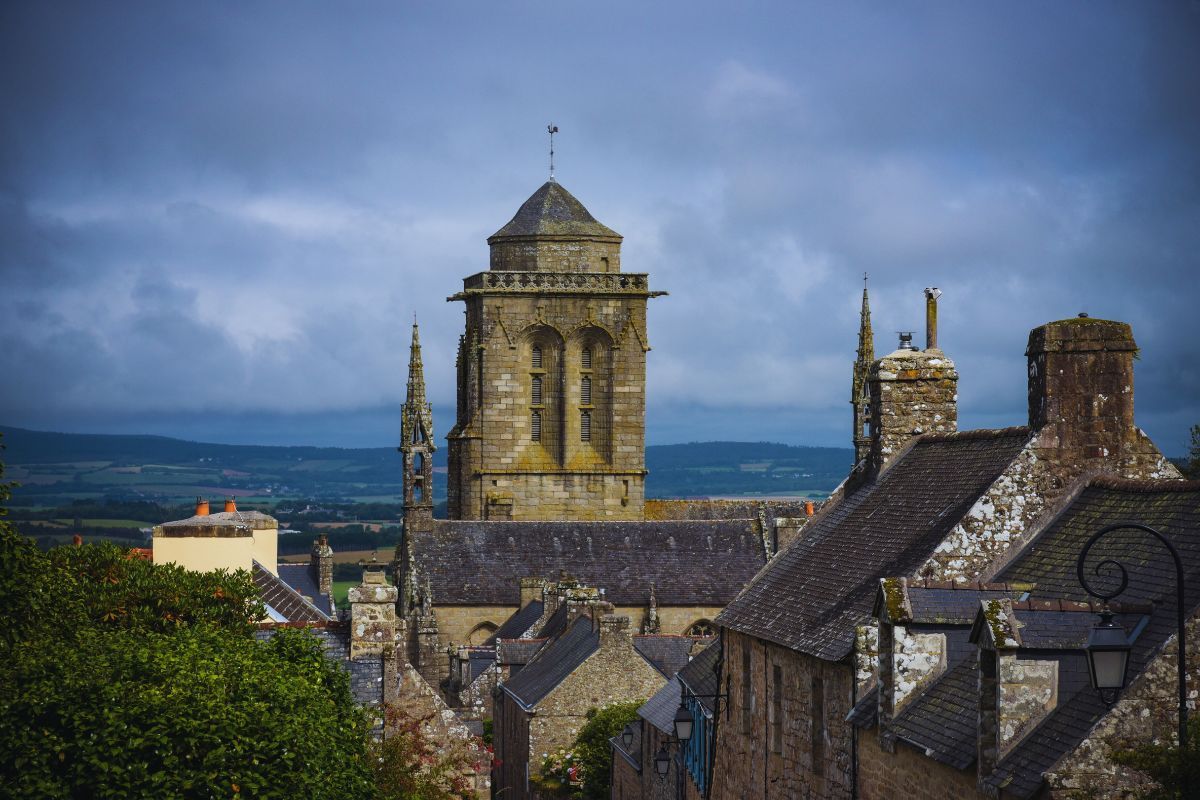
xmin=195 ymin=497 xmax=210 ymax=516
xmin=1026 ymin=316 xmax=1138 ymax=462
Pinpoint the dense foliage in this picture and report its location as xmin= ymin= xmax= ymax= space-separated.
xmin=572 ymin=701 xmax=644 ymax=800
xmin=369 ymin=703 xmax=479 ymax=800
xmin=0 ymin=455 xmax=377 ymax=799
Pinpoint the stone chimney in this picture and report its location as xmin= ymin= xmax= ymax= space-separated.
xmin=868 ymin=292 xmax=958 ymax=467
xmin=598 ymin=613 xmax=632 ymax=648
xmin=195 ymin=497 xmax=210 ymax=516
xmin=223 ymin=498 xmax=237 ymax=513
xmin=1026 ymin=316 xmax=1138 ymax=462
xmin=520 ymin=577 xmax=548 ymax=608
xmin=310 ymin=534 xmax=333 ymax=600
xmin=348 ymin=564 xmax=399 ymax=660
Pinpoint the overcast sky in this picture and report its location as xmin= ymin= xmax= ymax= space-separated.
xmin=1 ymin=2 xmax=1198 ymax=454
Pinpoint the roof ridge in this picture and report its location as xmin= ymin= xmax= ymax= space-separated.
xmin=918 ymin=426 xmax=1031 ymax=444
xmin=1086 ymin=475 xmax=1200 ymax=493
xmin=1009 ymin=598 xmax=1154 ymax=614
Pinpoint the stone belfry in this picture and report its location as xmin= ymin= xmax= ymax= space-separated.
xmin=851 ymin=276 xmax=875 ymax=464
xmin=400 ymin=319 xmax=435 ymax=532
xmin=446 ymin=180 xmax=664 ymax=521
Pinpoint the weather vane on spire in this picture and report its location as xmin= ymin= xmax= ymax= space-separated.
xmin=547 ymin=123 xmax=559 ymax=181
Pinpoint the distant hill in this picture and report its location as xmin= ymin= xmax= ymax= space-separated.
xmin=0 ymin=425 xmax=852 ymax=507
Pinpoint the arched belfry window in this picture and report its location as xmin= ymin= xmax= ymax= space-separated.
xmin=581 ymin=347 xmax=592 ymax=370
xmin=530 ymin=343 xmax=546 ymax=443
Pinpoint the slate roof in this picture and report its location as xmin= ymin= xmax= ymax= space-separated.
xmin=252 ymin=562 xmax=331 ymax=623
xmin=846 ymin=686 xmax=877 ymax=728
xmin=486 ymin=600 xmax=544 ymax=644
xmin=502 ymin=617 xmax=599 ymax=709
xmin=161 ymin=510 xmax=276 ymax=528
xmin=980 ymin=478 xmax=1200 ymax=798
xmin=678 ymin=639 xmax=721 ymax=714
xmin=639 ymin=675 xmax=683 ymax=735
xmin=497 ymin=638 xmax=546 ymax=666
xmin=717 ymin=428 xmax=1031 ymax=660
xmin=276 ymin=562 xmax=333 ymax=616
xmin=633 ymin=635 xmax=698 ymax=679
xmin=876 ymin=580 xmax=1026 ymax=625
xmin=888 ymin=654 xmax=979 ymax=770
xmin=413 ymin=519 xmax=766 ymax=606
xmin=490 ymin=181 xmax=621 ymax=241
xmin=539 ymin=604 xmax=570 ymax=641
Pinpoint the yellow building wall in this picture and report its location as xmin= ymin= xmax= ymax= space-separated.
xmin=153 ymin=535 xmax=254 ymax=574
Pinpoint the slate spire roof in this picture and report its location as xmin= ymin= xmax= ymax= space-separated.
xmin=852 ymin=274 xmax=874 ymax=404
xmin=489 ymin=181 xmax=621 ymax=241
xmin=401 ymin=319 xmax=434 ymax=452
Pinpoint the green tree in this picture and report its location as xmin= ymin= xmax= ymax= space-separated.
xmin=572 ymin=700 xmax=644 ymax=800
xmin=0 ymin=449 xmax=376 ymax=799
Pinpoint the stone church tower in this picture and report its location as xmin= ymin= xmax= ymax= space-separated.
xmin=445 ymin=180 xmax=664 ymax=521
xmin=400 ymin=320 xmax=435 ymax=532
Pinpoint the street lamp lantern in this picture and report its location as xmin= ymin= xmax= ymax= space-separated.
xmin=1085 ymin=608 xmax=1131 ymax=702
xmin=673 ymin=703 xmax=694 ymax=743
xmin=621 ymin=724 xmax=635 ymax=750
xmin=654 ymin=743 xmax=670 ymax=778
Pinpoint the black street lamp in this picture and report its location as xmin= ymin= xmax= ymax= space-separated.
xmin=653 ymin=742 xmax=671 ymax=779
xmin=1077 ymin=521 xmax=1188 ymax=797
xmin=673 ymin=703 xmax=694 ymax=743
xmin=621 ymin=723 xmax=635 ymax=751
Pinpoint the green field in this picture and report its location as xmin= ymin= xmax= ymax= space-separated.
xmin=332 ymin=580 xmax=355 ymax=609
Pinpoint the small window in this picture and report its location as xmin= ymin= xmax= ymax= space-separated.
xmin=580 ymin=411 xmax=591 ymax=442
xmin=531 ymin=375 xmax=543 ymax=406
xmin=532 ymin=345 xmax=542 ymax=369
xmin=580 ymin=376 xmax=591 ymax=406
xmin=581 ymin=347 xmax=592 ymax=370
xmin=531 ymin=411 xmax=542 ymax=442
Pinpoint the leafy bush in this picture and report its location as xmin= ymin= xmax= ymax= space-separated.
xmin=571 ymin=700 xmax=644 ymax=800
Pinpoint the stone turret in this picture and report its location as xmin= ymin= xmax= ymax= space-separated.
xmin=868 ymin=288 xmax=958 ymax=468
xmin=400 ymin=319 xmax=435 ymax=534
xmin=851 ymin=276 xmax=876 ymax=464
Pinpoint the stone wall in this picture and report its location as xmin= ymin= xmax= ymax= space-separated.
xmin=494 ymin=690 xmax=532 ymax=798
xmin=857 ymin=729 xmax=984 ymax=799
xmin=610 ymin=742 xmax=642 ymax=800
xmin=709 ymin=629 xmax=855 ymax=799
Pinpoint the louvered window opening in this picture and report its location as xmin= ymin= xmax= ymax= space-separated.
xmin=531 ymin=410 xmax=542 ymax=442
xmin=580 ymin=376 xmax=591 ymax=406
xmin=531 ymin=375 xmax=543 ymax=406
xmin=581 ymin=347 xmax=591 ymax=370
xmin=532 ymin=345 xmax=542 ymax=369
xmin=580 ymin=410 xmax=591 ymax=442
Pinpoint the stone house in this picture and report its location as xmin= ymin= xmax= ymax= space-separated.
xmin=492 ymin=595 xmax=698 ymax=800
xmin=611 ymin=639 xmax=721 ymax=800
xmin=854 ymin=476 xmax=1200 ymax=799
xmin=707 ymin=309 xmax=1181 ymax=799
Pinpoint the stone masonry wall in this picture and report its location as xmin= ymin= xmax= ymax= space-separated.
xmin=857 ymin=728 xmax=985 ymax=799
xmin=710 ymin=629 xmax=855 ymax=800
xmin=919 ymin=428 xmax=1179 ymax=583
xmin=495 ymin=690 xmax=532 ymax=799
xmin=1045 ymin=611 xmax=1200 ymax=798
xmin=528 ymin=618 xmax=666 ymax=777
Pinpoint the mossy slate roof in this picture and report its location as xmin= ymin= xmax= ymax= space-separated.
xmin=503 ymin=617 xmax=599 ymax=708
xmin=981 ymin=478 xmax=1200 ymax=799
xmin=489 ymin=181 xmax=620 ymax=240
xmin=412 ymin=519 xmax=766 ymax=606
xmin=716 ymin=428 xmax=1031 ymax=660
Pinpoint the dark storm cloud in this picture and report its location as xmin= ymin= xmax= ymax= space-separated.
xmin=0 ymin=1 xmax=1197 ymax=453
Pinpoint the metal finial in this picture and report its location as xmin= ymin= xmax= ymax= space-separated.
xmin=547 ymin=123 xmax=559 ymax=181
